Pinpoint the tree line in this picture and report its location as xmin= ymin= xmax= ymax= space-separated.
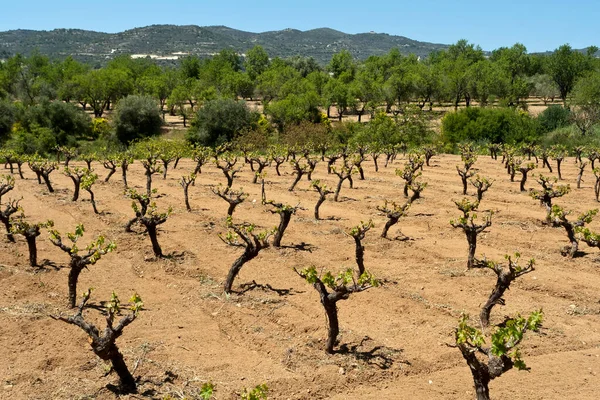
xmin=1 ymin=40 xmax=599 ymax=155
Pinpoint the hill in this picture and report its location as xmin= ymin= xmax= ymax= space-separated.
xmin=0 ymin=24 xmax=449 ymax=64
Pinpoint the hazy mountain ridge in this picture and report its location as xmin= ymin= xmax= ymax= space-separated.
xmin=0 ymin=24 xmax=450 ymax=64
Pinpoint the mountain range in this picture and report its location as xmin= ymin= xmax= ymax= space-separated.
xmin=0 ymin=25 xmax=449 ymax=64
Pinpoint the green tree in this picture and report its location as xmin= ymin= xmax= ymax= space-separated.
xmin=245 ymin=45 xmax=270 ymax=81
xmin=439 ymin=40 xmax=485 ymax=108
xmin=324 ymin=78 xmax=355 ymax=121
xmin=327 ymin=50 xmax=356 ymax=80
xmin=55 ymin=56 xmax=90 ymax=103
xmin=441 ymin=107 xmax=538 ymax=146
xmin=0 ymin=100 xmax=16 ymax=142
xmin=75 ymin=68 xmax=133 ymax=117
xmin=529 ymin=74 xmax=560 ymax=104
xmin=285 ymin=55 xmax=321 ymax=77
xmin=351 ymin=67 xmax=383 ymax=122
xmin=265 ymin=91 xmax=321 ymax=132
xmin=570 ymin=71 xmax=600 ymax=135
xmin=179 ymin=55 xmax=202 ymax=80
xmin=140 ymin=67 xmax=178 ymax=113
xmin=546 ymin=44 xmax=592 ymax=106
xmin=187 ymin=98 xmax=259 ymax=147
xmin=114 ymin=95 xmax=162 ymax=144
xmin=537 ymin=105 xmax=571 ymax=133
xmin=20 ymin=99 xmax=93 ymax=143
xmin=255 ymin=60 xmax=301 ymax=104
xmin=167 ymin=84 xmax=192 ymax=127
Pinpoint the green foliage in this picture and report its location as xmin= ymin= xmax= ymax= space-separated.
xmin=245 ymin=45 xmax=270 ymax=81
xmin=241 ymin=383 xmax=268 ymax=400
xmin=546 ymin=44 xmax=594 ymax=102
xmin=298 ymin=265 xmax=380 ymax=289
xmin=80 ymin=170 xmax=98 ymax=191
xmin=0 ymin=173 xmax=15 ymax=197
xmin=187 ymin=98 xmax=259 ymax=147
xmin=455 ymin=314 xmax=486 ymax=348
xmin=265 ymin=92 xmax=321 ymax=132
xmin=456 ymin=311 xmax=543 ymax=368
xmin=114 ymin=95 xmax=163 ymax=144
xmin=219 ymin=218 xmax=274 ymax=245
xmin=10 ymin=213 xmax=54 ymax=235
xmin=355 ymin=111 xmax=401 ymax=145
xmin=537 ymin=105 xmax=572 ymax=133
xmin=0 ymin=100 xmax=16 ymax=142
xmin=49 ymin=223 xmax=116 ymax=262
xmin=347 ymin=220 xmax=374 ymax=237
xmin=91 ymin=117 xmax=111 ymax=139
xmin=490 ymin=311 xmax=543 ymax=369
xmin=550 ymin=205 xmax=598 ymax=225
xmin=11 ymin=100 xmax=92 ymax=151
xmin=199 ymin=382 xmax=215 ymax=400
xmin=442 ymin=107 xmax=540 ymax=148
xmin=128 ymin=292 xmax=144 ymax=315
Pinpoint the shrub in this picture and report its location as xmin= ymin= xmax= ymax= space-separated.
xmin=441 ymin=107 xmax=539 ymax=147
xmin=20 ymin=100 xmax=92 ymax=143
xmin=187 ymin=98 xmax=259 ymax=147
xmin=0 ymin=100 xmax=16 ymax=143
xmin=114 ymin=95 xmax=162 ymax=144
xmin=537 ymin=105 xmax=572 ymax=133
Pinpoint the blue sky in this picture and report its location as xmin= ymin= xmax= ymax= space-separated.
xmin=1 ymin=0 xmax=598 ymax=52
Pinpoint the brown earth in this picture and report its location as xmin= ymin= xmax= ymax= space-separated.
xmin=1 ymin=153 xmax=599 ymax=399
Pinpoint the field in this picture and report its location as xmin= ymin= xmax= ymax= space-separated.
xmin=1 ymin=152 xmax=600 ymax=399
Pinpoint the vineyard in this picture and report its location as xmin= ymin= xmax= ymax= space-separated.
xmin=1 ymin=143 xmax=599 ymax=399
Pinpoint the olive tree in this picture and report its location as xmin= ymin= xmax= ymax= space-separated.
xmin=114 ymin=95 xmax=162 ymax=144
